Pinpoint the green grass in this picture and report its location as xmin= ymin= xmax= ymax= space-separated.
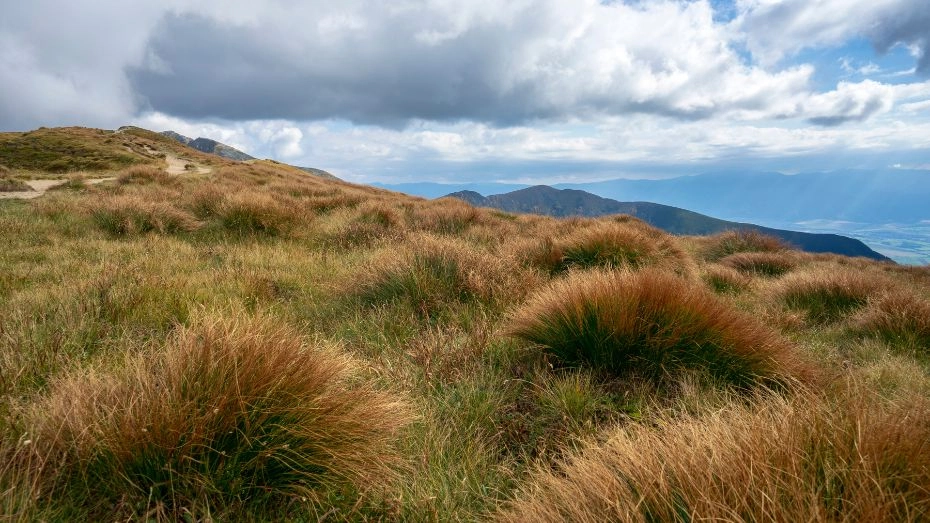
xmin=0 ymin=127 xmax=145 ymax=173
xmin=3 ymin=126 xmax=930 ymax=522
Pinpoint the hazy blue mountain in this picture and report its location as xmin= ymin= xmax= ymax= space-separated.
xmin=160 ymin=131 xmax=255 ymax=161
xmin=373 ymin=181 xmax=529 ymax=199
xmin=553 ymin=170 xmax=930 ymax=225
xmin=449 ymin=185 xmax=891 ymax=261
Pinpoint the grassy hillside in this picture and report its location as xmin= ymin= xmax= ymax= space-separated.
xmin=2 ymin=128 xmax=930 ymax=521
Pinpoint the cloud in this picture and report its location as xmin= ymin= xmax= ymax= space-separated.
xmin=737 ymin=0 xmax=930 ymax=73
xmin=805 ymin=80 xmax=895 ymax=126
xmin=126 ymin=1 xmax=819 ymax=126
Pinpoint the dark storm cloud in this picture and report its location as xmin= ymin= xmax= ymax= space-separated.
xmin=126 ymin=3 xmax=811 ymax=127
xmin=128 ymin=12 xmax=546 ymax=126
xmin=871 ymin=2 xmax=930 ymax=73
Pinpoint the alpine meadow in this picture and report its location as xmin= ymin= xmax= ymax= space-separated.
xmin=4 ymin=0 xmax=930 ymax=520
xmin=1 ymin=126 xmax=930 ymax=521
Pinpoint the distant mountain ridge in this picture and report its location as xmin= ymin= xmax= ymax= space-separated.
xmin=449 ymin=186 xmax=891 ymax=261
xmin=552 ymin=170 xmax=930 ymax=225
xmin=160 ymin=131 xmax=255 ymax=161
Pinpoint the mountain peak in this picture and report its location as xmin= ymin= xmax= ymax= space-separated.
xmin=160 ymin=131 xmax=254 ymax=161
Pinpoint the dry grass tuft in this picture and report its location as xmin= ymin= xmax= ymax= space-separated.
xmin=776 ymin=269 xmax=890 ymax=323
xmin=720 ymin=251 xmax=798 ymax=277
xmin=217 ymin=192 xmax=306 ymax=235
xmin=0 ymin=175 xmax=30 ymax=192
xmin=853 ymin=292 xmax=930 ymax=351
xmin=116 ymin=165 xmax=177 ymax=186
xmin=507 ymin=269 xmax=815 ymax=388
xmin=24 ymin=313 xmax=410 ymax=518
xmin=702 ymin=264 xmax=752 ymax=293
xmin=89 ymin=195 xmax=200 ymax=236
xmin=358 ymin=234 xmax=534 ymax=316
xmin=552 ymin=222 xmax=689 ymax=273
xmin=702 ymin=229 xmax=789 ymax=261
xmin=496 ymin=388 xmax=930 ymax=523
xmin=410 ymin=198 xmax=486 ymax=235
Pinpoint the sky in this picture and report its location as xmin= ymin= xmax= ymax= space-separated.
xmin=2 ymin=0 xmax=930 ymax=184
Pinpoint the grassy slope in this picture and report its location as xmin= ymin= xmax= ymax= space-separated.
xmin=1 ymin=127 xmax=930 ymax=521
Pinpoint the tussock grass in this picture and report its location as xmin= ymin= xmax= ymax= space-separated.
xmin=853 ymin=292 xmax=930 ymax=351
xmin=702 ymin=229 xmax=788 ymax=261
xmin=89 ymin=195 xmax=199 ymax=235
xmin=358 ymin=234 xmax=534 ymax=317
xmin=23 ymin=314 xmax=410 ymax=518
xmin=217 ymin=192 xmax=305 ymax=235
xmin=496 ymin=388 xmax=930 ymax=523
xmin=777 ymin=269 xmax=890 ymax=323
xmin=0 ymin=176 xmax=30 ymax=192
xmin=554 ymin=222 xmax=690 ymax=273
xmin=507 ymin=269 xmax=815 ymax=388
xmin=410 ymin=197 xmax=486 ymax=235
xmin=720 ymin=251 xmax=797 ymax=276
xmin=116 ymin=165 xmax=176 ymax=186
xmin=701 ymin=264 xmax=751 ymax=293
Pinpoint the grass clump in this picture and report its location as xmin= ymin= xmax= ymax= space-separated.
xmin=496 ymin=389 xmax=930 ymax=523
xmin=358 ymin=234 xmax=531 ymax=317
xmin=853 ymin=292 xmax=930 ymax=351
xmin=703 ymin=229 xmax=788 ymax=261
xmin=217 ymin=192 xmax=304 ymax=236
xmin=24 ymin=314 xmax=410 ymax=519
xmin=777 ymin=270 xmax=887 ymax=324
xmin=0 ymin=176 xmax=31 ymax=192
xmin=89 ymin=195 xmax=199 ymax=236
xmin=507 ymin=269 xmax=813 ymax=388
xmin=116 ymin=165 xmax=177 ymax=186
xmin=720 ymin=251 xmax=797 ymax=277
xmin=553 ymin=222 xmax=688 ymax=273
xmin=702 ymin=264 xmax=751 ymax=293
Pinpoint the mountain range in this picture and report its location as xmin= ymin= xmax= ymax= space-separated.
xmin=161 ymin=131 xmax=256 ymax=161
xmin=449 ymin=186 xmax=890 ymax=261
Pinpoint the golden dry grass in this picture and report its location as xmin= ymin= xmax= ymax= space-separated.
xmin=21 ymin=313 xmax=411 ymax=519
xmin=497 ymin=387 xmax=930 ymax=523
xmin=88 ymin=194 xmax=200 ymax=236
xmin=701 ymin=229 xmax=789 ymax=261
xmin=553 ymin=221 xmax=691 ymax=274
xmin=853 ymin=291 xmax=930 ymax=351
xmin=3 ymin=126 xmax=930 ymax=522
xmin=720 ymin=251 xmax=798 ymax=277
xmin=507 ymin=269 xmax=817 ymax=388
xmin=775 ymin=268 xmax=893 ymax=323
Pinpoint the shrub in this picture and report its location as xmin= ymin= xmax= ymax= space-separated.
xmin=218 ymin=192 xmax=304 ymax=235
xmin=116 ymin=165 xmax=176 ymax=186
xmin=720 ymin=251 xmax=797 ymax=277
xmin=853 ymin=292 xmax=930 ymax=351
xmin=507 ymin=269 xmax=814 ymax=388
xmin=555 ymin=222 xmax=689 ymax=273
xmin=27 ymin=314 xmax=410 ymax=518
xmin=777 ymin=270 xmax=888 ymax=323
xmin=90 ymin=195 xmax=199 ymax=235
xmin=496 ymin=389 xmax=930 ymax=523
xmin=703 ymin=230 xmax=788 ymax=261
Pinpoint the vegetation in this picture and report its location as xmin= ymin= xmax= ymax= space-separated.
xmin=497 ymin=387 xmax=930 ymax=523
xmin=507 ymin=269 xmax=815 ymax=388
xmin=1 ymin=126 xmax=929 ymax=521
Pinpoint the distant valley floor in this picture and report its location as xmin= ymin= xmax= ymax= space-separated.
xmin=766 ymin=220 xmax=930 ymax=266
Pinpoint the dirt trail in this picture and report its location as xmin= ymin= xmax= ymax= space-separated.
xmin=0 ymin=178 xmax=115 ymax=200
xmin=165 ymin=153 xmax=211 ymax=175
